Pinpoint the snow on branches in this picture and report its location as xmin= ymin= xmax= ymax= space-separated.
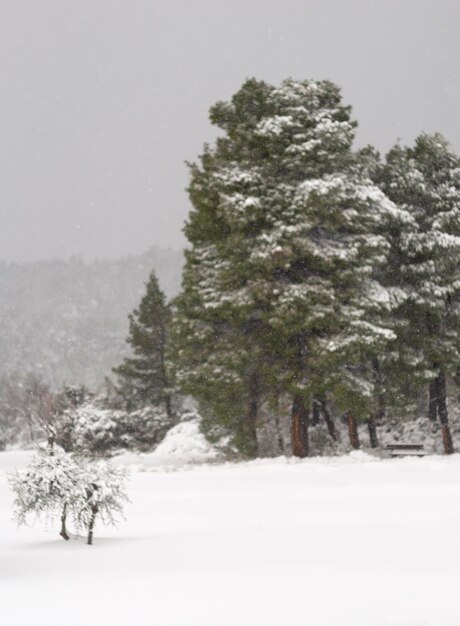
xmin=9 ymin=445 xmax=128 ymax=545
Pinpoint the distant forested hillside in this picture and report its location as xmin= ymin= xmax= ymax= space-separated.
xmin=0 ymin=247 xmax=183 ymax=389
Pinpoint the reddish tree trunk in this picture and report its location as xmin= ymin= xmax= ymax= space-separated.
xmin=347 ymin=413 xmax=360 ymax=449
xmin=441 ymin=424 xmax=454 ymax=455
xmin=291 ymin=394 xmax=309 ymax=458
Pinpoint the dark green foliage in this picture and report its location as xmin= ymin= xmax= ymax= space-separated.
xmin=374 ymin=134 xmax=460 ymax=450
xmin=170 ymin=78 xmax=405 ymax=456
xmin=113 ymin=271 xmax=172 ymax=415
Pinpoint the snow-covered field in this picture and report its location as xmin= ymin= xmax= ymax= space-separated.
xmin=2 ymin=449 xmax=460 ymax=626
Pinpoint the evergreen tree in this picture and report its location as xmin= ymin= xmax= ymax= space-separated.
xmin=171 ymin=78 xmax=406 ymax=456
xmin=377 ymin=134 xmax=460 ymax=453
xmin=114 ymin=271 xmax=172 ymax=417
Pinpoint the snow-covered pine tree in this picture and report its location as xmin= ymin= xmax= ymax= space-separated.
xmin=170 ymin=243 xmax=267 ymax=457
xmin=113 ymin=271 xmax=173 ymax=417
xmin=171 ymin=78 xmax=406 ymax=456
xmin=169 ymin=79 xmax=278 ymax=457
xmin=377 ymin=134 xmax=460 ymax=453
xmin=272 ymin=167 xmax=407 ymax=451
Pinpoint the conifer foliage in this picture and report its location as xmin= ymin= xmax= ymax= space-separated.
xmin=114 ymin=271 xmax=173 ymax=416
xmin=170 ymin=78 xmax=410 ymax=456
xmin=6 ymin=77 xmax=458 ymax=462
xmin=376 ymin=134 xmax=460 ymax=453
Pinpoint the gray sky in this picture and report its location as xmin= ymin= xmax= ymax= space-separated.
xmin=1 ymin=0 xmax=459 ymax=262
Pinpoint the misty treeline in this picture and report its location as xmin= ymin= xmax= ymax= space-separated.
xmin=0 ymin=269 xmax=181 ymax=455
xmin=0 ymin=247 xmax=183 ymax=389
xmin=2 ymin=77 xmax=460 ymax=459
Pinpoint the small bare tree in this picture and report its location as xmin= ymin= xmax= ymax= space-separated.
xmin=9 ymin=446 xmax=128 ymax=545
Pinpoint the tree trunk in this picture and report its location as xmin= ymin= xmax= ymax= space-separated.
xmin=242 ymin=371 xmax=259 ymax=458
xmin=291 ymin=393 xmax=309 ymax=458
xmin=372 ymin=358 xmax=385 ymax=419
xmin=164 ymin=392 xmax=173 ymax=421
xmin=245 ymin=397 xmax=258 ymax=458
xmin=311 ymin=400 xmax=320 ymax=426
xmin=47 ymin=434 xmax=55 ymax=456
xmin=59 ymin=504 xmax=70 ymax=541
xmin=437 ymin=371 xmax=454 ymax=455
xmin=367 ymin=415 xmax=378 ymax=448
xmin=273 ymin=415 xmax=285 ymax=455
xmin=321 ymin=399 xmax=337 ymax=442
xmin=428 ymin=379 xmax=438 ymax=421
xmin=347 ymin=413 xmax=360 ymax=449
xmin=87 ymin=505 xmax=99 ymax=546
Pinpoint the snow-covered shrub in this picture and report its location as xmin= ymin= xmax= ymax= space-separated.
xmin=121 ymin=406 xmax=175 ymax=450
xmin=9 ymin=445 xmax=128 ymax=544
xmin=57 ymin=405 xmax=124 ymax=454
xmin=56 ymin=402 xmax=173 ymax=455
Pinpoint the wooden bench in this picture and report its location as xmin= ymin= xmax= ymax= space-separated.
xmin=386 ymin=444 xmax=425 ymax=457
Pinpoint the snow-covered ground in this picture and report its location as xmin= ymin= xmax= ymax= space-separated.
xmin=2 ymin=448 xmax=460 ymax=626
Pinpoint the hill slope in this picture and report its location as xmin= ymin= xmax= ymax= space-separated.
xmin=0 ymin=247 xmax=183 ymax=389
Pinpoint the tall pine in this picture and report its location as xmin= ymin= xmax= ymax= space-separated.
xmin=171 ymin=78 xmax=406 ymax=457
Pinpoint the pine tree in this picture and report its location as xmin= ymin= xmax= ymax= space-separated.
xmin=171 ymin=78 xmax=406 ymax=456
xmin=114 ymin=271 xmax=172 ymax=416
xmin=377 ymin=134 xmax=460 ymax=453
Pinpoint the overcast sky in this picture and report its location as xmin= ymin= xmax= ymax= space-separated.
xmin=1 ymin=0 xmax=459 ymax=262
